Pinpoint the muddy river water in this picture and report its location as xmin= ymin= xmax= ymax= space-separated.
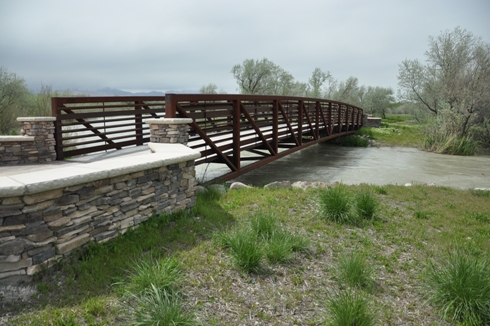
xmin=197 ymin=144 xmax=490 ymax=189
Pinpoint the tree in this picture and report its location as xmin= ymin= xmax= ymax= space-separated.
xmin=0 ymin=67 xmax=30 ymax=134
xmin=363 ymin=86 xmax=395 ymax=118
xmin=199 ymin=83 xmax=219 ymax=94
xmin=231 ymin=58 xmax=297 ymax=95
xmin=398 ymin=27 xmax=490 ymax=138
xmin=329 ymin=77 xmax=365 ymax=106
xmin=307 ymin=68 xmax=331 ymax=98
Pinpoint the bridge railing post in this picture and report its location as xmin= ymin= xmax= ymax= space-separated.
xmin=165 ymin=94 xmax=177 ymax=118
xmin=298 ymin=100 xmax=303 ymax=146
xmin=273 ymin=100 xmax=279 ymax=153
xmin=232 ymin=100 xmax=241 ymax=170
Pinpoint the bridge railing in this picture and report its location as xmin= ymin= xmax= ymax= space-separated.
xmin=51 ymin=94 xmax=363 ymax=166
xmin=164 ymin=94 xmax=363 ymax=173
xmin=51 ymin=96 xmax=166 ymax=160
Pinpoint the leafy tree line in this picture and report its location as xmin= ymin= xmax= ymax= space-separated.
xmin=201 ymin=59 xmax=395 ymax=118
xmin=0 ymin=66 xmax=76 ymax=134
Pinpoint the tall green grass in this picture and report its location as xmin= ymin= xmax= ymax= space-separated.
xmin=116 ymin=256 xmax=181 ymax=296
xmin=423 ymin=132 xmax=479 ymax=156
xmin=326 ymin=290 xmax=376 ymax=326
xmin=318 ymin=185 xmax=353 ymax=223
xmin=319 ymin=185 xmax=380 ymax=225
xmin=339 ymin=135 xmax=369 ymax=147
xmin=130 ymin=285 xmax=195 ymax=326
xmin=354 ymin=190 xmax=379 ymax=220
xmin=424 ymin=249 xmax=490 ymax=325
xmin=337 ymin=252 xmax=374 ymax=291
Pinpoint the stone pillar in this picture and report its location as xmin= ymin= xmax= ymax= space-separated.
xmin=144 ymin=118 xmax=193 ymax=145
xmin=0 ymin=117 xmax=56 ymax=165
xmin=17 ymin=117 xmax=57 ymax=162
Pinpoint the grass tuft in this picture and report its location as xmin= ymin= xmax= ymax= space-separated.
xmin=250 ymin=210 xmax=278 ymax=240
xmin=226 ymin=229 xmax=264 ymax=273
xmin=265 ymin=231 xmax=295 ymax=264
xmin=414 ymin=210 xmax=430 ymax=220
xmin=319 ymin=185 xmax=353 ymax=224
xmin=424 ymin=249 xmax=490 ymax=325
xmin=354 ymin=190 xmax=379 ymax=220
xmin=373 ymin=185 xmax=388 ymax=195
xmin=131 ymin=285 xmax=195 ymax=326
xmin=117 ymin=256 xmax=181 ymax=295
xmin=337 ymin=252 xmax=374 ymax=291
xmin=326 ymin=290 xmax=376 ymax=326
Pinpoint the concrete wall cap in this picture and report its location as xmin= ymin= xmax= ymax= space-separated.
xmin=144 ymin=118 xmax=193 ymax=125
xmin=0 ymin=136 xmax=35 ymax=142
xmin=0 ymin=144 xmax=200 ymax=197
xmin=16 ymin=117 xmax=56 ymax=122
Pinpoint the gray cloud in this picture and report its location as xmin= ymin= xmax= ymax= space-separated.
xmin=1 ymin=0 xmax=489 ymax=94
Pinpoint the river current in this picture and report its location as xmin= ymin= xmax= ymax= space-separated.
xmin=196 ymin=144 xmax=490 ymax=189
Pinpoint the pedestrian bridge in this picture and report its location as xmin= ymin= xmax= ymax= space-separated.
xmin=52 ymin=94 xmax=363 ymax=181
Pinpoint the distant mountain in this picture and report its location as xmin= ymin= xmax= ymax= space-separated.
xmin=88 ymin=87 xmax=198 ymax=96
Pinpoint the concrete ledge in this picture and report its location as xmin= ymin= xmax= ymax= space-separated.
xmin=0 ymin=144 xmax=200 ymax=198
xmin=0 ymin=136 xmax=35 ymax=142
xmin=144 ymin=118 xmax=193 ymax=125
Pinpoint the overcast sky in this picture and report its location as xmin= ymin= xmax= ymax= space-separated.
xmin=1 ymin=0 xmax=489 ymax=95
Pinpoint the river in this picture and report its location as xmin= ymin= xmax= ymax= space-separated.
xmin=196 ymin=144 xmax=490 ymax=189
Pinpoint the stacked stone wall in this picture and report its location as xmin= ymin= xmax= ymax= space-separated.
xmin=0 ymin=161 xmax=196 ymax=284
xmin=0 ymin=117 xmax=56 ymax=165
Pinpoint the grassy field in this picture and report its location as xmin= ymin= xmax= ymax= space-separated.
xmin=357 ymin=114 xmax=424 ymax=148
xmin=3 ymin=184 xmax=490 ymax=325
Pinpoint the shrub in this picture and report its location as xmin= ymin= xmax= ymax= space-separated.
xmin=326 ymin=290 xmax=376 ymax=326
xmin=423 ymin=131 xmax=479 ymax=156
xmin=355 ymin=128 xmax=375 ymax=138
xmin=339 ymin=135 xmax=369 ymax=147
xmin=424 ymin=250 xmax=490 ymax=325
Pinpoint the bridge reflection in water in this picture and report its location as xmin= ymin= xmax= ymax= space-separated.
xmin=52 ymin=94 xmax=363 ymax=181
